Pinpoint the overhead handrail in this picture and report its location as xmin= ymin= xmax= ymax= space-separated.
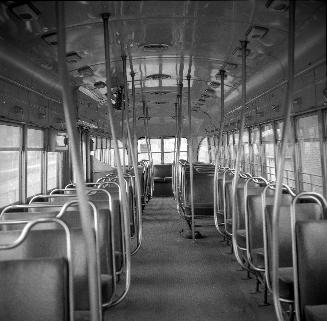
xmin=271 ymin=1 xmax=296 ymax=320
xmin=56 ymin=3 xmax=101 ymax=320
xmin=0 ymin=218 xmax=74 ymax=321
xmin=101 ymin=13 xmax=131 ymax=307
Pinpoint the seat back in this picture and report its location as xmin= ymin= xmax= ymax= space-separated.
xmin=265 ymin=202 xmax=322 ymax=276
xmin=0 ymin=227 xmax=106 ymax=311
xmin=0 ymin=258 xmax=69 ymax=321
xmin=296 ymin=221 xmax=327 ymax=320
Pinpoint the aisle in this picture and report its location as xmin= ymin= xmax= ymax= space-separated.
xmin=105 ymin=197 xmax=276 ymax=321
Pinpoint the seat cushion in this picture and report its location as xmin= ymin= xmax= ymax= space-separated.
xmin=101 ymin=273 xmax=114 ymax=304
xmin=305 ymin=305 xmax=327 ymax=321
xmin=252 ymin=247 xmax=265 ymax=269
xmin=278 ymin=267 xmax=294 ymax=301
xmin=236 ymin=229 xmax=246 ymax=249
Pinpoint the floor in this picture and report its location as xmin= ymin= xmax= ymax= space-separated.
xmin=105 ymin=197 xmax=277 ymax=321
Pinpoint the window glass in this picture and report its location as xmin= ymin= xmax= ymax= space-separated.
xmin=261 ymin=124 xmax=274 ymax=142
xmin=234 ymin=131 xmax=239 ymax=145
xmin=297 ymin=114 xmax=323 ymax=193
xmin=47 ymin=152 xmax=59 ymax=190
xmin=27 ymin=128 xmax=44 ymax=148
xmin=198 ymin=137 xmax=210 ymax=163
xmin=0 ymin=151 xmax=20 ymax=207
xmin=261 ymin=124 xmax=275 ymax=181
xmin=228 ymin=133 xmax=234 ymax=167
xmin=27 ymin=151 xmax=42 ymax=197
xmin=163 ymin=152 xmax=175 ymax=164
xmin=150 ymin=139 xmax=161 ymax=152
xmin=263 ymin=143 xmax=275 ymax=181
xmin=250 ymin=127 xmax=261 ymax=176
xmin=0 ymin=125 xmax=21 ymax=148
xmin=276 ymin=121 xmax=295 ymax=188
xmin=242 ymin=130 xmax=250 ymax=172
xmin=163 ymin=138 xmax=175 ymax=152
xmin=180 ymin=152 xmax=188 ymax=161
xmin=180 ymin=138 xmax=187 ymax=151
xmin=138 ymin=138 xmax=148 ymax=153
xmin=138 ymin=153 xmax=149 ymax=161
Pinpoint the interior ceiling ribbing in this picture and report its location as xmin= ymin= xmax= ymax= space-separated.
xmin=1 ymin=0 xmax=325 ymax=137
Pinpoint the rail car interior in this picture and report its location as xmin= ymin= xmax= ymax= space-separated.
xmin=0 ymin=1 xmax=326 ymax=321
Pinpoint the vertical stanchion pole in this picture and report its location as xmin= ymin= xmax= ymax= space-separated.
xmin=214 ymin=69 xmax=226 ymax=234
xmin=122 ymin=52 xmax=143 ymax=254
xmin=271 ymin=1 xmax=296 ymax=320
xmin=102 ymin=12 xmax=131 ymax=305
xmin=173 ymin=102 xmax=179 ymax=201
xmin=130 ymin=70 xmax=137 ymax=162
xmin=56 ymin=2 xmax=101 ymax=320
xmin=187 ymin=74 xmax=195 ymax=241
xmin=231 ymin=40 xmax=249 ymax=268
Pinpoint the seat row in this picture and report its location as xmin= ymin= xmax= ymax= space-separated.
xmin=0 ymin=163 xmax=150 ymax=321
xmin=214 ymin=167 xmax=327 ymax=321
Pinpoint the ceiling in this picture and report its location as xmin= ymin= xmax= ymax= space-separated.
xmin=0 ymin=0 xmax=325 ymax=137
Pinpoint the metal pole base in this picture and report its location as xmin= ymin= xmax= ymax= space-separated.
xmin=180 ymin=229 xmax=203 ymax=239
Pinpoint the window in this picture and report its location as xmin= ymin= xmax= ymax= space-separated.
xmin=296 ymin=114 xmax=323 ymax=193
xmin=138 ymin=137 xmax=187 ymax=164
xmin=47 ymin=152 xmax=62 ymax=191
xmin=250 ymin=127 xmax=261 ymax=176
xmin=0 ymin=124 xmax=22 ymax=207
xmin=261 ymin=124 xmax=275 ymax=181
xmin=163 ymin=138 xmax=175 ymax=164
xmin=198 ymin=137 xmax=210 ymax=163
xmin=150 ymin=138 xmax=161 ymax=165
xmin=228 ymin=133 xmax=234 ymax=168
xmin=276 ymin=121 xmax=295 ymax=188
xmin=26 ymin=128 xmax=44 ymax=197
xmin=242 ymin=130 xmax=250 ymax=173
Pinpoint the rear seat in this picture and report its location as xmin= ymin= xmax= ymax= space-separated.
xmin=153 ymin=164 xmax=173 ymax=197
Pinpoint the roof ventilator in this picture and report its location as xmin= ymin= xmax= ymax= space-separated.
xmin=94 ymin=81 xmax=107 ymax=89
xmin=142 ymin=44 xmax=169 ymax=52
xmin=42 ymin=32 xmax=58 ymax=46
xmin=246 ymin=26 xmax=269 ymax=40
xmin=66 ymin=52 xmax=82 ymax=64
xmin=209 ymin=81 xmax=220 ymax=89
xmin=78 ymin=66 xmax=94 ymax=77
xmin=146 ymin=74 xmax=171 ymax=80
xmin=8 ymin=2 xmax=40 ymax=21
xmin=265 ymin=0 xmax=289 ymax=11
